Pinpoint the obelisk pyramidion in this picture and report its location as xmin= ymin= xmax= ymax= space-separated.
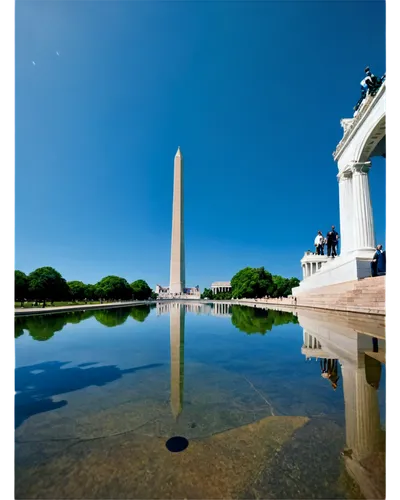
xmin=169 ymin=147 xmax=185 ymax=295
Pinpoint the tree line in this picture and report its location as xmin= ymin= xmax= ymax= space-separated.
xmin=15 ymin=265 xmax=299 ymax=306
xmin=15 ymin=267 xmax=155 ymax=307
xmin=201 ymin=267 xmax=300 ymax=300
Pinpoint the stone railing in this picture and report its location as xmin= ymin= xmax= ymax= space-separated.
xmin=333 ymin=76 xmax=385 ymax=160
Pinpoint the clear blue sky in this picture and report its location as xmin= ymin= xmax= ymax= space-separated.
xmin=15 ymin=0 xmax=386 ymax=290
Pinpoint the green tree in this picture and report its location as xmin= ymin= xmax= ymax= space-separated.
xmin=130 ymin=279 xmax=152 ymax=300
xmin=211 ymin=290 xmax=232 ymax=300
xmin=284 ymin=277 xmax=300 ymax=296
xmin=95 ymin=276 xmax=132 ymax=301
xmin=130 ymin=305 xmax=151 ymax=322
xmin=28 ymin=267 xmax=69 ymax=306
xmin=84 ymin=284 xmax=96 ymax=301
xmin=201 ymin=288 xmax=214 ymax=299
xmin=15 ymin=270 xmax=29 ymax=306
xmin=231 ymin=306 xmax=297 ymax=334
xmin=94 ymin=308 xmax=130 ymax=327
xmin=231 ymin=267 xmax=274 ymax=299
xmin=67 ymin=281 xmax=87 ymax=302
xmin=271 ymin=275 xmax=287 ymax=298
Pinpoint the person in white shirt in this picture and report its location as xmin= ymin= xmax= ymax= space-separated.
xmin=314 ymin=230 xmax=325 ymax=255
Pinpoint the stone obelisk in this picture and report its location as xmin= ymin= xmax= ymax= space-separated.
xmin=169 ymin=147 xmax=185 ymax=295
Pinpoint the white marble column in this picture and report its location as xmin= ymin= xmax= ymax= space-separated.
xmin=351 ymin=162 xmax=375 ymax=251
xmin=338 ymin=171 xmax=353 ymax=255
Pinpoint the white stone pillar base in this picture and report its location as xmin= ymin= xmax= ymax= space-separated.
xmin=292 ymin=252 xmax=375 ymax=295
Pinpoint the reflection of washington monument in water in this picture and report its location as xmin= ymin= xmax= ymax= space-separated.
xmin=298 ymin=310 xmax=385 ymax=499
xmin=169 ymin=303 xmax=185 ymax=420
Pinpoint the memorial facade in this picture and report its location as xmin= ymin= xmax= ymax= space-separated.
xmin=293 ymin=79 xmax=386 ymax=294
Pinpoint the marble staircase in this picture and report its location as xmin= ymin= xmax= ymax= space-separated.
xmin=295 ymin=276 xmax=385 ymax=315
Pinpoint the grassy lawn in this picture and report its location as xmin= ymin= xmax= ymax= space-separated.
xmin=15 ymin=301 xmax=102 ymax=308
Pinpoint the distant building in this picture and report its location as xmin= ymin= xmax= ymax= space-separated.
xmin=211 ymin=281 xmax=231 ymax=294
xmin=155 ymin=285 xmax=169 ymax=295
xmin=155 ymin=284 xmax=200 ymax=299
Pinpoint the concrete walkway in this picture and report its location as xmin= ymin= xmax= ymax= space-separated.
xmin=14 ymin=300 xmax=156 ymax=317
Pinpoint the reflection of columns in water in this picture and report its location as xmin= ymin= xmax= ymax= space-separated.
xmin=341 ymin=357 xmax=383 ymax=462
xmin=170 ymin=303 xmax=185 ymax=420
xmin=302 ymin=330 xmax=321 ymax=349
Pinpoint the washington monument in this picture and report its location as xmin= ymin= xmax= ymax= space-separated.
xmin=169 ymin=147 xmax=185 ymax=294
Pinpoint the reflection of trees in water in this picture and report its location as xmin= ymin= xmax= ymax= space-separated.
xmin=64 ymin=310 xmax=95 ymax=324
xmin=24 ymin=314 xmax=68 ymax=341
xmin=94 ymin=308 xmax=130 ymax=327
xmin=15 ymin=310 xmax=96 ymax=341
xmin=130 ymin=305 xmax=151 ymax=323
xmin=14 ymin=304 xmax=154 ymax=342
xmin=231 ymin=306 xmax=298 ymax=334
xmin=15 ymin=317 xmax=25 ymax=338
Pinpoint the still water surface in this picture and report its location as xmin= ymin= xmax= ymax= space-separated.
xmin=15 ymin=302 xmax=385 ymax=499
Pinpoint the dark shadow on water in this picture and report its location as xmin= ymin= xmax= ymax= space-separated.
xmin=15 ymin=361 xmax=163 ymax=429
xmin=165 ymin=436 xmax=189 ymax=453
xmin=76 ymin=362 xmax=99 ymax=368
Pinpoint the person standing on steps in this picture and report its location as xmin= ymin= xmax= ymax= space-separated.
xmin=326 ymin=226 xmax=339 ymax=258
xmin=376 ymin=244 xmax=386 ymax=276
xmin=314 ymin=230 xmax=325 ymax=255
xmin=371 ymin=245 xmax=382 ymax=278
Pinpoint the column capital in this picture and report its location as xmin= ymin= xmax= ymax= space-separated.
xmin=350 ymin=161 xmax=372 ymax=174
xmin=338 ymin=161 xmax=371 ymax=181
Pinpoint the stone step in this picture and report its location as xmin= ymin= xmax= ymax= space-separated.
xmin=294 ymin=276 xmax=385 ymax=315
xmin=297 ymin=300 xmax=385 ymax=308
xmin=302 ymin=305 xmax=383 ymax=312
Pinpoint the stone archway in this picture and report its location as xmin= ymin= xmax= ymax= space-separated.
xmin=334 ymin=82 xmax=386 ymax=260
xmin=292 ymin=81 xmax=386 ymax=294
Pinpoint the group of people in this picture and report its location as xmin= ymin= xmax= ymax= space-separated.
xmin=354 ymin=66 xmax=385 ymax=115
xmin=314 ymin=226 xmax=340 ymax=257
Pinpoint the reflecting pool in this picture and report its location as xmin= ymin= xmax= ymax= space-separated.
xmin=15 ymin=302 xmax=385 ymax=499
